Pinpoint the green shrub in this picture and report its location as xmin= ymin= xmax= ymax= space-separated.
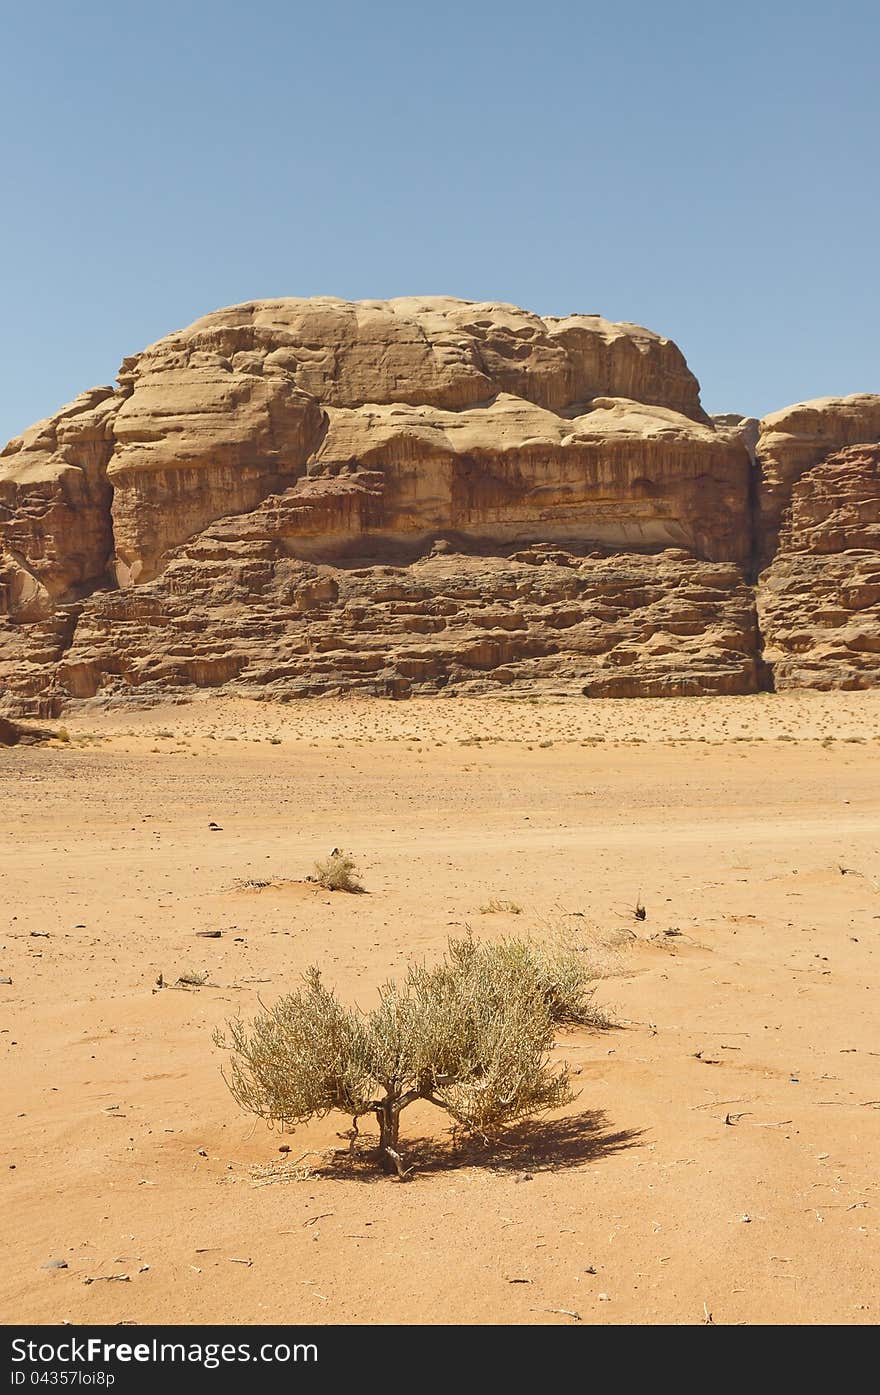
xmin=215 ymin=933 xmax=608 ymax=1177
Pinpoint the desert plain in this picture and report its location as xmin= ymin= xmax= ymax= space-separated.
xmin=1 ymin=690 xmax=879 ymax=1326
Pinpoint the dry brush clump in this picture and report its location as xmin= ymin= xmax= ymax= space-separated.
xmin=215 ymin=934 xmax=610 ymax=1177
xmin=312 ymin=849 xmax=364 ymax=893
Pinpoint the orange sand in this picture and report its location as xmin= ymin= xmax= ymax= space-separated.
xmin=2 ymin=691 xmax=879 ymax=1325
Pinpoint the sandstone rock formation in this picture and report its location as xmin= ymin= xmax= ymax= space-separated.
xmin=757 ymin=443 xmax=880 ymax=688
xmin=0 ymin=714 xmax=53 ymax=745
xmin=0 ymin=296 xmax=877 ymax=711
xmin=0 ymin=714 xmax=20 ymax=745
xmin=0 ymin=387 xmax=119 ymax=610
xmin=100 ymin=298 xmax=747 ymax=584
xmin=49 ymin=543 xmax=758 ymax=703
xmin=755 ymin=394 xmax=880 ymax=566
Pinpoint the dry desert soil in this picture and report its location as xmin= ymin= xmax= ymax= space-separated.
xmin=2 ymin=691 xmax=879 ymax=1326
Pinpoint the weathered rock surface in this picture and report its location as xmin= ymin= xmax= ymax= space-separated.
xmin=103 ymin=298 xmax=745 ymax=583
xmin=0 ymin=296 xmax=877 ymax=710
xmin=0 ymin=387 xmax=121 ymax=611
xmin=758 ymin=444 xmax=880 ymax=689
xmin=755 ymin=394 xmax=880 ymax=565
xmin=176 ymin=297 xmax=708 ymax=417
xmin=50 ymin=541 xmax=759 ymax=703
xmin=0 ymin=713 xmax=53 ymax=745
xmin=0 ymin=714 xmax=20 ymax=744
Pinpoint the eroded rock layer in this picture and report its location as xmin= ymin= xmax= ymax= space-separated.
xmin=755 ymin=394 xmax=880 ymax=566
xmin=42 ymin=542 xmax=758 ymax=704
xmin=758 ymin=444 xmax=880 ymax=689
xmin=0 ymin=715 xmax=20 ymax=745
xmin=0 ymin=296 xmax=877 ymax=710
xmin=0 ymin=387 xmax=121 ymax=611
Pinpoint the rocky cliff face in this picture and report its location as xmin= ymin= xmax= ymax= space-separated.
xmin=757 ymin=443 xmax=880 ymax=689
xmin=45 ymin=543 xmax=758 ymax=704
xmin=101 ymin=297 xmax=745 ymax=583
xmin=0 ymin=387 xmax=120 ymax=611
xmin=755 ymin=394 xmax=880 ymax=566
xmin=0 ymin=296 xmax=877 ymax=712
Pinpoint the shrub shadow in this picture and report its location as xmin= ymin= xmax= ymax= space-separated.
xmin=320 ymin=1109 xmax=644 ymax=1182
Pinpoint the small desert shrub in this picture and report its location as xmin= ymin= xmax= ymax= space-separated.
xmin=177 ymin=968 xmax=210 ymax=987
xmin=313 ymin=849 xmax=364 ymax=893
xmin=215 ymin=933 xmax=606 ymax=1176
xmin=450 ymin=933 xmax=612 ymax=1030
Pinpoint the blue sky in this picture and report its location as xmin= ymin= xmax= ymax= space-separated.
xmin=2 ymin=0 xmax=877 ymax=444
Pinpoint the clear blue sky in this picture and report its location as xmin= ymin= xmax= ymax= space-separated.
xmin=2 ymin=0 xmax=878 ymax=445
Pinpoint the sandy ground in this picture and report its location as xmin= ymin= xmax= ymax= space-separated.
xmin=2 ymin=690 xmax=879 ymax=1327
